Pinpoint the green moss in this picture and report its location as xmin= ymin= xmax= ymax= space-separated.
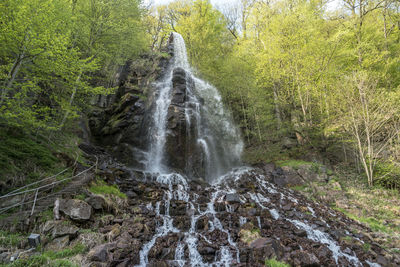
xmin=89 ymin=180 xmax=126 ymax=199
xmin=275 ymin=159 xmax=313 ymax=169
xmin=74 ymin=193 xmax=86 ymax=201
xmin=265 ymin=258 xmax=291 ymax=267
xmin=363 ymin=242 xmax=371 ymax=252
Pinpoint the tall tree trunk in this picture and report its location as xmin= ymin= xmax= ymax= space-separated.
xmin=273 ymin=82 xmax=282 ymax=130
xmin=0 ymin=53 xmax=25 ymax=107
xmin=60 ymin=71 xmax=82 ymax=128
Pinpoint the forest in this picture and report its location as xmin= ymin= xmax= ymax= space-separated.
xmin=1 ymin=0 xmax=400 ymax=188
xmin=1 ymin=0 xmax=400 ymax=265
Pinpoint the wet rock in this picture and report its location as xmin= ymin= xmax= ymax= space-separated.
xmin=148 ymin=235 xmax=179 ymax=261
xmin=225 ymin=193 xmax=241 ymax=204
xmin=148 ymin=261 xmax=169 ymax=267
xmin=198 ymin=244 xmax=217 ymax=262
xmin=173 ymin=216 xmax=191 ymax=231
xmin=196 ymin=215 xmax=209 ymax=231
xmin=170 ymin=200 xmax=187 ymax=216
xmin=294 ymin=229 xmax=307 ymax=237
xmin=59 ymin=199 xmax=92 ymax=221
xmin=250 ymin=238 xmax=284 ymax=264
xmin=290 ymin=250 xmax=320 ymax=266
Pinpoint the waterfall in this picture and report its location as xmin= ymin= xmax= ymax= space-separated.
xmin=134 ymin=33 xmax=375 ymax=267
xmin=145 ymin=32 xmax=243 ymax=180
xmin=145 ymin=33 xmax=189 ymax=173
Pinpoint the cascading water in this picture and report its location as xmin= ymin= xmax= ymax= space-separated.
xmin=133 ymin=33 xmax=381 ymax=267
xmin=145 ymin=33 xmax=190 ymax=173
xmin=145 ymin=32 xmax=242 ymax=179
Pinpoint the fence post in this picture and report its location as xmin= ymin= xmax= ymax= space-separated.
xmin=19 ymin=193 xmax=27 ymax=212
xmin=30 ymin=189 xmax=39 ymax=216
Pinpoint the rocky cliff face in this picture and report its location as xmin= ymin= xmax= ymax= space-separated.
xmin=88 ymin=52 xmax=171 ymax=168
xmin=165 ymin=67 xmax=205 ymax=177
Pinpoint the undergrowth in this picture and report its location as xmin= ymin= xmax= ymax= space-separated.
xmin=0 ymin=126 xmax=84 ymax=194
xmin=0 ymin=230 xmax=24 ymax=247
xmin=0 ymin=244 xmax=86 ymax=267
xmin=89 ymin=179 xmax=126 ymax=199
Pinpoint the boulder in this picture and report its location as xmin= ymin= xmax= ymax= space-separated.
xmin=225 ymin=193 xmax=241 ymax=204
xmin=46 ymin=235 xmax=69 ymax=251
xmin=88 ymin=243 xmax=116 ymax=262
xmin=86 ymin=195 xmax=106 ymax=210
xmin=59 ymin=199 xmax=92 ymax=221
xmin=250 ymin=238 xmax=284 ymax=264
xmin=290 ymin=251 xmax=320 ymax=266
xmin=272 ymin=166 xmax=304 ymax=187
xmin=70 ymin=232 xmax=104 ymax=249
xmin=42 ymin=220 xmax=79 ymax=239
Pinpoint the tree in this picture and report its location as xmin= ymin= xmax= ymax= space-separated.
xmin=338 ymin=72 xmax=400 ymax=186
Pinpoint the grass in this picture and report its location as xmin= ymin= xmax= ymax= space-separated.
xmin=89 ymin=179 xmax=126 ymax=199
xmin=334 ymin=207 xmax=393 ymax=234
xmin=275 ymin=159 xmax=314 ymax=169
xmin=43 ymin=244 xmax=87 ymax=260
xmin=363 ymin=242 xmax=371 ymax=252
xmin=74 ymin=193 xmax=86 ymax=201
xmin=265 ymin=258 xmax=291 ymax=267
xmin=0 ymin=244 xmax=86 ymax=267
xmin=0 ymin=230 xmax=25 ymax=247
xmin=0 ymin=128 xmax=57 ymax=183
xmin=0 ymin=255 xmax=79 ymax=267
xmin=290 ymin=184 xmax=310 ymax=192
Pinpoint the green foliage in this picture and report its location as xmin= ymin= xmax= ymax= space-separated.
xmin=0 ymin=244 xmax=85 ymax=267
xmin=2 ymin=255 xmax=49 ymax=267
xmin=265 ymin=258 xmax=291 ymax=267
xmin=0 ymin=230 xmax=24 ymax=247
xmin=43 ymin=244 xmax=87 ymax=260
xmin=89 ymin=180 xmax=126 ymax=199
xmin=150 ymin=0 xmax=400 ymax=188
xmin=0 ymin=127 xmax=56 ymax=180
xmin=374 ymin=160 xmax=400 ymax=190
xmin=0 ymin=0 xmax=147 ymax=132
